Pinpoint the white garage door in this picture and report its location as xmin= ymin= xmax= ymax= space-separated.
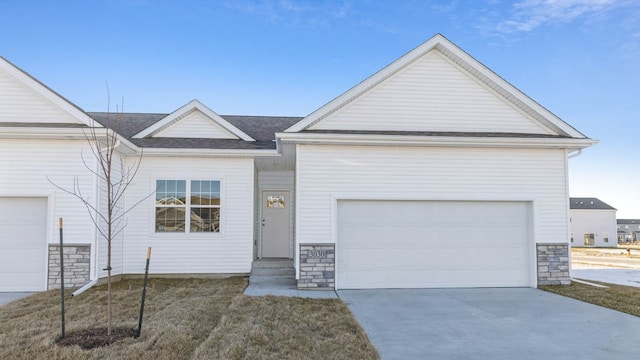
xmin=0 ymin=197 xmax=47 ymax=291
xmin=337 ymin=200 xmax=532 ymax=289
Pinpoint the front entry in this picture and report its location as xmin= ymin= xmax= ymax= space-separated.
xmin=261 ymin=191 xmax=291 ymax=258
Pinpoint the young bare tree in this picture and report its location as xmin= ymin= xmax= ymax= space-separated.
xmin=48 ymin=95 xmax=146 ymax=335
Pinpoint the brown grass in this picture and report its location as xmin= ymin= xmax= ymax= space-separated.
xmin=0 ymin=277 xmax=379 ymax=359
xmin=539 ymin=281 xmax=640 ymax=317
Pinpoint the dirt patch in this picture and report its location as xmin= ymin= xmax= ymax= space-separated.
xmin=56 ymin=327 xmax=137 ymax=349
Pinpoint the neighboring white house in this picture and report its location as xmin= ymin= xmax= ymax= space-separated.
xmin=617 ymin=219 xmax=640 ymax=242
xmin=569 ymin=197 xmax=617 ymax=248
xmin=0 ymin=34 xmax=596 ymax=292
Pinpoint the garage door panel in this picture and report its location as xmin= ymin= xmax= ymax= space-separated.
xmin=337 ymin=200 xmax=531 ymax=289
xmin=0 ymin=197 xmax=47 ymax=291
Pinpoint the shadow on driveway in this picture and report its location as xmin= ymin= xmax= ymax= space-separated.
xmin=338 ymin=288 xmax=640 ymax=360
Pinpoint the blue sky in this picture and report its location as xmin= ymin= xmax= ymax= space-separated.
xmin=1 ymin=0 xmax=638 ymax=217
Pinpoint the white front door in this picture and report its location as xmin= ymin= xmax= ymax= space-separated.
xmin=261 ymin=191 xmax=291 ymax=258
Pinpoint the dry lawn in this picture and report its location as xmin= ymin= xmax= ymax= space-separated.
xmin=0 ymin=277 xmax=379 ymax=359
xmin=540 ymin=281 xmax=640 ymax=317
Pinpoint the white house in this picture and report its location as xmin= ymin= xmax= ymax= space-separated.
xmin=0 ymin=34 xmax=596 ymax=292
xmin=569 ymin=197 xmax=617 ymax=248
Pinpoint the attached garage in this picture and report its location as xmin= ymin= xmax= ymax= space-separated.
xmin=336 ymin=200 xmax=532 ymax=289
xmin=0 ymin=197 xmax=48 ymax=291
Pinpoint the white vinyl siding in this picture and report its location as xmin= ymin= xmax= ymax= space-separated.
xmin=155 ymin=109 xmax=238 ymax=139
xmin=310 ymin=50 xmax=554 ymax=135
xmin=0 ymin=68 xmax=82 ymax=124
xmin=124 ymin=157 xmax=254 ymax=274
xmin=0 ymin=139 xmax=98 ymax=279
xmin=296 ymin=144 xmax=568 ymax=248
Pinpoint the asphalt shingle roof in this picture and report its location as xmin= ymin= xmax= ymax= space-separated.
xmin=86 ymin=112 xmax=302 ymax=150
xmin=569 ymin=197 xmax=616 ymax=210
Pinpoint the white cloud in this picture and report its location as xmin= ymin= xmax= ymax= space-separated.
xmin=497 ymin=0 xmax=617 ymax=33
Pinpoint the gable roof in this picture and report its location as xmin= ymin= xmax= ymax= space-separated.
xmin=617 ymin=219 xmax=640 ymax=225
xmin=0 ymin=56 xmax=96 ymax=128
xmin=285 ymin=34 xmax=588 ymax=140
xmin=133 ymin=99 xmax=255 ymax=141
xmin=570 ymin=197 xmax=616 ymax=210
xmin=89 ymin=112 xmax=301 ymax=150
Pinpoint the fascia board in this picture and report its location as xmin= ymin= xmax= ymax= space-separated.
xmin=139 ymin=148 xmax=279 ymax=157
xmin=133 ymin=99 xmax=255 ymax=141
xmin=0 ymin=57 xmax=97 ymax=128
xmin=276 ymin=132 xmax=598 ymax=150
xmin=0 ymin=126 xmax=140 ymax=153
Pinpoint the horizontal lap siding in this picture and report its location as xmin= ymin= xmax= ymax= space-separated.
xmin=311 ymin=51 xmax=552 ymax=134
xmin=296 ymin=144 xmax=568 ymax=245
xmin=0 ymin=68 xmax=76 ymax=123
xmin=156 ymin=110 xmax=237 ymax=139
xmin=0 ymin=139 xmax=96 ymax=246
xmin=123 ymin=157 xmax=254 ymax=274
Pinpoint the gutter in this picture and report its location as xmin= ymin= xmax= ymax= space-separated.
xmin=276 ymin=132 xmax=598 ymax=150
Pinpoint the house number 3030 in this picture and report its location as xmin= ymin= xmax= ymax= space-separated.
xmin=308 ymin=250 xmax=327 ymax=258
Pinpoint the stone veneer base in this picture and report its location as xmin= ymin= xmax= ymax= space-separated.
xmin=48 ymin=244 xmax=91 ymax=289
xmin=537 ymin=243 xmax=570 ymax=285
xmin=298 ymin=244 xmax=335 ymax=290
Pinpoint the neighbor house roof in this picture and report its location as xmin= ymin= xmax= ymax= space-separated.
xmin=88 ymin=112 xmax=302 ymax=150
xmin=569 ymin=197 xmax=616 ymax=210
xmin=617 ymin=219 xmax=640 ymax=225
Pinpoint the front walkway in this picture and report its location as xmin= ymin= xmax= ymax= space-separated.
xmin=572 ymin=269 xmax=640 ymax=288
xmin=0 ymin=292 xmax=35 ymax=306
xmin=243 ymin=258 xmax=337 ymax=299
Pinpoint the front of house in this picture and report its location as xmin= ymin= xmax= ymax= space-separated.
xmin=0 ymin=34 xmax=595 ymax=292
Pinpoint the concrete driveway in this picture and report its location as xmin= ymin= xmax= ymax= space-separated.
xmin=339 ymin=288 xmax=640 ymax=360
xmin=0 ymin=292 xmax=34 ymax=306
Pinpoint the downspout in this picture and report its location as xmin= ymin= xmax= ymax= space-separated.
xmin=566 ymin=148 xmax=583 ymax=283
xmin=568 ymin=149 xmax=582 ymax=159
xmin=72 ymin=278 xmax=98 ymax=297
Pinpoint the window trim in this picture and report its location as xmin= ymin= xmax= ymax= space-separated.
xmin=154 ymin=178 xmax=222 ymax=234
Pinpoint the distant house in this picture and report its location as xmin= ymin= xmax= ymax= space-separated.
xmin=570 ymin=197 xmax=617 ymax=248
xmin=617 ymin=219 xmax=640 ymax=242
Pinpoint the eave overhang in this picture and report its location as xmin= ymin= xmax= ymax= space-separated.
xmin=276 ymin=132 xmax=598 ymax=150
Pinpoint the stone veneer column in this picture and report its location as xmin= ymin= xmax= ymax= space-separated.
xmin=48 ymin=244 xmax=91 ymax=289
xmin=298 ymin=244 xmax=335 ymax=290
xmin=537 ymin=243 xmax=570 ymax=285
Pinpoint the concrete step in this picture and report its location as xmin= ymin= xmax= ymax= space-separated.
xmin=248 ymin=276 xmax=297 ymax=286
xmin=250 ymin=267 xmax=295 ymax=277
xmin=252 ymin=258 xmax=294 ymax=269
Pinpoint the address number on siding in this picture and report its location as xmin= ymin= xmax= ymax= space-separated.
xmin=308 ymin=250 xmax=327 ymax=258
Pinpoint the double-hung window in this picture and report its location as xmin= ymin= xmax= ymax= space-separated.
xmin=155 ymin=180 xmax=220 ymax=233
